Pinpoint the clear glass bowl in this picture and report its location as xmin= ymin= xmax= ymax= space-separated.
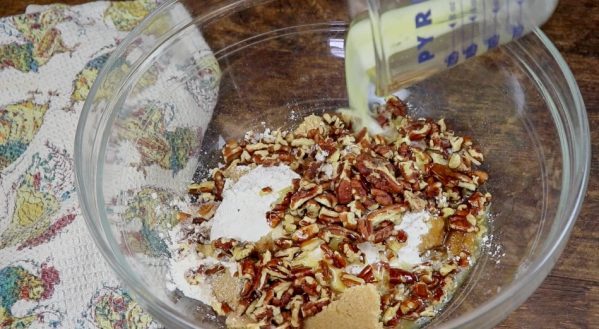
xmin=74 ymin=0 xmax=590 ymax=328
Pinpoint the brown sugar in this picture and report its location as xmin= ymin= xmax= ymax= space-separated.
xmin=446 ymin=231 xmax=478 ymax=256
xmin=304 ymin=284 xmax=383 ymax=329
xmin=212 ymin=271 xmax=241 ymax=307
xmin=419 ymin=216 xmax=446 ymax=251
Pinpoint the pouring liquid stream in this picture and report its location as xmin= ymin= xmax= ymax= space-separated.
xmin=344 ymin=0 xmax=559 ymax=133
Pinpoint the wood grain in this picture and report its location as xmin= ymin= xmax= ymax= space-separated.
xmin=1 ymin=0 xmax=88 ymax=15
xmin=1 ymin=0 xmax=596 ymax=328
xmin=497 ymin=1 xmax=599 ymax=326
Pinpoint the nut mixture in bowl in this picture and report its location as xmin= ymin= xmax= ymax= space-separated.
xmin=167 ymin=97 xmax=490 ymax=328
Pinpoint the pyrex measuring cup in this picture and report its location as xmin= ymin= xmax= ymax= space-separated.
xmin=345 ymin=0 xmax=559 ymax=117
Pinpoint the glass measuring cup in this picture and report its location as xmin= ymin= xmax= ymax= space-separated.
xmin=345 ymin=0 xmax=559 ymax=120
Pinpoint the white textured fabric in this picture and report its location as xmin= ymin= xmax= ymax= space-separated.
xmin=0 ymin=2 xmax=189 ymax=328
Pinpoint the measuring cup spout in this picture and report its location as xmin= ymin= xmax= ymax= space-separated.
xmin=345 ymin=0 xmax=559 ymax=118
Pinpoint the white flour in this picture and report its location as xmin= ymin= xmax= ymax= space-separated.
xmin=320 ymin=163 xmax=334 ymax=179
xmin=358 ymin=242 xmax=384 ymax=265
xmin=210 ymin=165 xmax=300 ymax=242
xmin=315 ymin=146 xmax=329 ymax=162
xmin=168 ymin=166 xmax=431 ymax=303
xmin=167 ymin=165 xmax=298 ymax=303
xmin=166 ymin=223 xmax=237 ymax=304
xmin=353 ymin=210 xmax=432 ymax=271
xmin=391 ymin=210 xmax=431 ymax=269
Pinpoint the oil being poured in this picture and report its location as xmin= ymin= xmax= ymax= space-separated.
xmin=343 ymin=0 xmax=558 ymax=132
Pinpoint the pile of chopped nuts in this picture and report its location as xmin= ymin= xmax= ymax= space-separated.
xmin=178 ymin=97 xmax=491 ymax=328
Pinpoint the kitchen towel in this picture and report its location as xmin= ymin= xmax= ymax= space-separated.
xmin=0 ymin=1 xmax=168 ymax=328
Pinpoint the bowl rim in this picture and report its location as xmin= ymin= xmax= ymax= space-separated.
xmin=74 ymin=1 xmax=591 ymax=328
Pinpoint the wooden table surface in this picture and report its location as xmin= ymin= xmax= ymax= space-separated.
xmin=2 ymin=0 xmax=597 ymax=328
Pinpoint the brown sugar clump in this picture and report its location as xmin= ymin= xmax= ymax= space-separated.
xmin=419 ymin=216 xmax=446 ymax=251
xmin=446 ymin=231 xmax=478 ymax=256
xmin=212 ymin=271 xmax=241 ymax=307
xmin=304 ymin=284 xmax=383 ymax=329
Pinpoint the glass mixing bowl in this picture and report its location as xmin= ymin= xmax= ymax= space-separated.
xmin=74 ymin=0 xmax=590 ymax=328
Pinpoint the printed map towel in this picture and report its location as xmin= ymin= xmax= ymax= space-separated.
xmin=0 ymin=1 xmax=168 ymax=328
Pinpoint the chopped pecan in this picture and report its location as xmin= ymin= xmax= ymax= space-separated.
xmin=212 ymin=238 xmax=236 ymax=251
xmin=298 ymin=215 xmax=317 ymax=227
xmin=266 ymin=210 xmax=284 ymax=228
xmin=274 ymin=238 xmax=294 ymax=250
xmin=400 ymin=298 xmax=423 ymax=316
xmin=473 ymin=170 xmax=489 ymax=184
xmin=448 ymin=153 xmax=461 ymax=169
xmin=393 ymin=229 xmax=408 ymax=243
xmin=371 ymin=188 xmax=393 ymax=206
xmin=356 ymin=154 xmax=403 ymax=193
xmin=319 ymin=207 xmax=339 ymax=218
xmin=357 ymin=265 xmax=376 ymax=283
xmin=196 ymin=264 xmax=225 ymax=276
xmin=339 ymin=211 xmax=357 ymax=229
xmin=340 ymin=273 xmax=365 ymax=287
xmin=350 ymin=178 xmax=368 ymax=197
xmin=407 ymin=122 xmax=431 ymax=140
xmin=336 ymin=178 xmax=353 ymax=205
xmin=291 ymin=223 xmax=320 ymax=242
xmin=318 ymin=260 xmax=333 ymax=282
xmin=468 ymin=147 xmax=484 ymax=162
xmin=213 ymin=170 xmax=225 ymax=201
xmin=388 ymin=268 xmax=416 ymax=284
xmin=188 ymin=181 xmax=215 ymax=195
xmin=398 ymin=161 xmax=418 ymax=184
xmin=448 ymin=215 xmax=477 ymax=232
xmin=240 ymin=259 xmax=256 ymax=298
xmin=246 ymin=142 xmax=269 ymax=153
xmin=318 ymin=214 xmax=341 ymax=225
xmin=372 ymin=222 xmax=395 ymax=243
xmin=440 ymin=263 xmax=457 ymax=276
xmin=290 ymin=266 xmax=314 ymax=279
xmin=304 ymin=200 xmax=321 ymax=218
xmin=290 ymin=185 xmax=323 ymax=210
xmin=403 ymin=191 xmax=427 ymax=212
xmin=374 ymin=144 xmax=394 ymax=159
xmin=314 ymin=192 xmax=338 ymax=208
xmin=357 ymin=218 xmax=373 ymax=241
xmin=197 ymin=202 xmax=217 ymax=219
xmin=340 ymin=242 xmax=362 ymax=263
xmin=321 ymin=225 xmax=362 ymax=242
xmin=294 ymin=276 xmax=319 ymax=296
xmin=223 ymin=141 xmax=243 ymax=164
xmin=366 ymin=204 xmax=406 ymax=227
xmin=301 ymin=298 xmax=330 ymax=318
xmin=232 ymin=243 xmax=255 ymax=261
xmin=467 ymin=191 xmax=485 ymax=210
xmin=176 ymin=211 xmax=191 ymax=222
xmin=387 ymin=95 xmax=407 ymax=117
xmin=412 ymin=282 xmax=429 ymax=298
xmin=449 ymin=136 xmax=463 ymax=152
xmin=320 ymin=243 xmax=346 ymax=268
xmin=430 ymin=164 xmax=471 ymax=186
